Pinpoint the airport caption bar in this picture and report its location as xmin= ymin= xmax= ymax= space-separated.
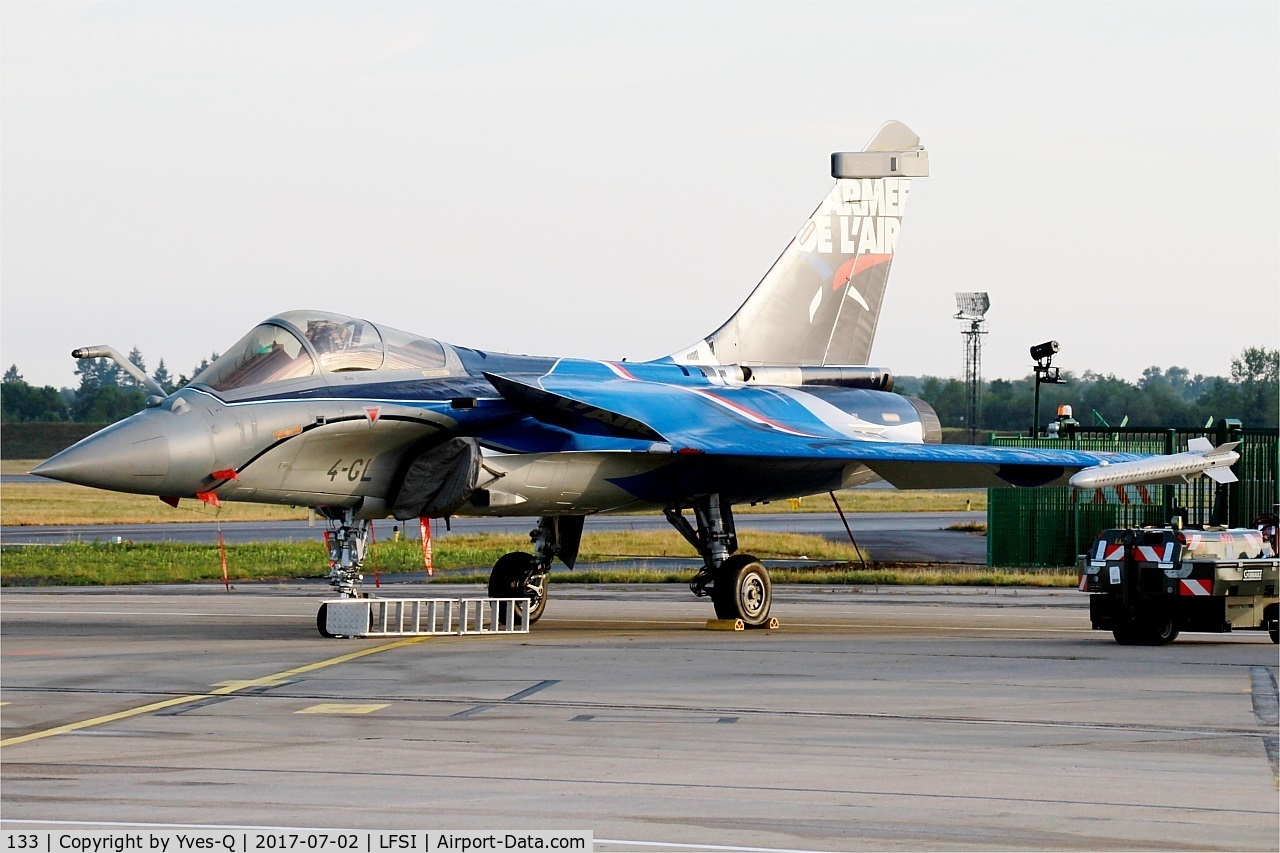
xmin=1 ymin=832 xmax=591 ymax=853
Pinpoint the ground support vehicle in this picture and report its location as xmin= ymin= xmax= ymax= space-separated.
xmin=1079 ymin=526 xmax=1279 ymax=645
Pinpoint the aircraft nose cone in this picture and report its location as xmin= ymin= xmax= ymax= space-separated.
xmin=33 ymin=416 xmax=171 ymax=493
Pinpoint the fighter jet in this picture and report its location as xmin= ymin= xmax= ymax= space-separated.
xmin=34 ymin=121 xmax=1189 ymax=629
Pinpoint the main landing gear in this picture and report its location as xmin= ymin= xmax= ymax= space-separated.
xmin=665 ymin=495 xmax=773 ymax=627
xmin=487 ymin=516 xmax=582 ymax=626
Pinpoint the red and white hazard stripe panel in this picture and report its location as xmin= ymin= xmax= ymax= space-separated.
xmin=1094 ymin=542 xmax=1124 ymax=561
xmin=1133 ymin=543 xmax=1174 ymax=564
xmin=1078 ymin=574 xmax=1088 ymax=591
xmin=1179 ymin=578 xmax=1213 ymax=596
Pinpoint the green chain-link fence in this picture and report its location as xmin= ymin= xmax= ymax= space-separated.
xmin=988 ymin=423 xmax=1278 ymax=567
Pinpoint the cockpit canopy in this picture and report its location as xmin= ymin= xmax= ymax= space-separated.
xmin=191 ymin=310 xmax=450 ymax=393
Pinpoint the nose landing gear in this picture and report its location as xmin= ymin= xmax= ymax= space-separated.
xmin=323 ymin=507 xmax=371 ymax=599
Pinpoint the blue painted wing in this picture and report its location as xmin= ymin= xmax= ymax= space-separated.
xmin=484 ymin=364 xmax=1145 ymax=489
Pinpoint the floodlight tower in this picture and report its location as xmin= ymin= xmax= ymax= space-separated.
xmin=954 ymin=293 xmax=990 ymax=443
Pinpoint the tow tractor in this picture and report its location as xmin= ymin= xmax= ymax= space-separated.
xmin=1079 ymin=522 xmax=1279 ymax=645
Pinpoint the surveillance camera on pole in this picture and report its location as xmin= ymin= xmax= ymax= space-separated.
xmin=1030 ymin=340 xmax=1059 ymax=362
xmin=1031 ymin=340 xmax=1067 ymax=437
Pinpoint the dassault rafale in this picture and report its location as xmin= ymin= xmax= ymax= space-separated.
xmin=35 ymin=121 xmax=1234 ymax=631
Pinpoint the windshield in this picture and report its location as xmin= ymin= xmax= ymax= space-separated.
xmin=192 ymin=311 xmax=453 ymax=392
xmin=192 ymin=324 xmax=316 ymax=391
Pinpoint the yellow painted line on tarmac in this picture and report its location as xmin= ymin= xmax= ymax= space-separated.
xmin=211 ymin=679 xmax=290 ymax=689
xmin=0 ymin=636 xmax=428 ymax=748
xmin=296 ymin=703 xmax=389 ymax=715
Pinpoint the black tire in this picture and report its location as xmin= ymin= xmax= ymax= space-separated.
xmin=1269 ymin=624 xmax=1278 ymax=644
xmin=488 ymin=551 xmax=546 ymax=626
xmin=711 ymin=589 xmax=736 ymax=620
xmin=317 ymin=603 xmax=335 ymax=638
xmin=1111 ymin=621 xmax=1141 ymax=645
xmin=1143 ymin=612 xmax=1179 ymax=645
xmin=1113 ymin=613 xmax=1178 ymax=645
xmin=711 ymin=554 xmax=772 ymax=627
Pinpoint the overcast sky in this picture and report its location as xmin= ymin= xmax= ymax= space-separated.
xmin=3 ymin=1 xmax=1277 ymax=391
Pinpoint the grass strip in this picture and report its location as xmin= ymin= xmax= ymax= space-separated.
xmin=0 ymin=479 xmax=987 ymax=526
xmin=1 ymin=529 xmax=1076 ymax=588
xmin=0 ymin=483 xmax=310 ymax=525
xmin=2 ymin=537 xmax=522 ymax=586
xmin=1 ymin=531 xmax=863 ymax=586
xmin=945 ymin=522 xmax=988 ymax=534
xmin=396 ymin=569 xmax=1077 ymax=588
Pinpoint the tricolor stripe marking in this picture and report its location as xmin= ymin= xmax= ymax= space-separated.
xmin=685 ymin=388 xmax=820 ymax=437
xmin=603 ymin=362 xmax=638 ymax=381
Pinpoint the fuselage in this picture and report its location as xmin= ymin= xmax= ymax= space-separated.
xmin=34 ymin=310 xmax=940 ymax=518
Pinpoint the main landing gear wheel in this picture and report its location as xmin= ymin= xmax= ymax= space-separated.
xmin=712 ymin=554 xmax=772 ymax=627
xmin=488 ymin=551 xmax=547 ymax=626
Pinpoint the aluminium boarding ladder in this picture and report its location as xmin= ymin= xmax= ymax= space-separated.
xmin=322 ymin=597 xmax=531 ymax=638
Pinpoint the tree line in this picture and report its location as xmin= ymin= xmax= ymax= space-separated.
xmin=2 ymin=346 xmax=1276 ymax=430
xmin=895 ymin=347 xmax=1278 ymax=431
xmin=2 ymin=350 xmax=217 ymax=424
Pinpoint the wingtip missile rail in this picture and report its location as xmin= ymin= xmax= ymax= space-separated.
xmin=1069 ymin=439 xmax=1240 ymax=490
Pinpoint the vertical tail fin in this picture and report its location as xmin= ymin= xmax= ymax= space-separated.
xmin=666 ymin=120 xmax=928 ymax=367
